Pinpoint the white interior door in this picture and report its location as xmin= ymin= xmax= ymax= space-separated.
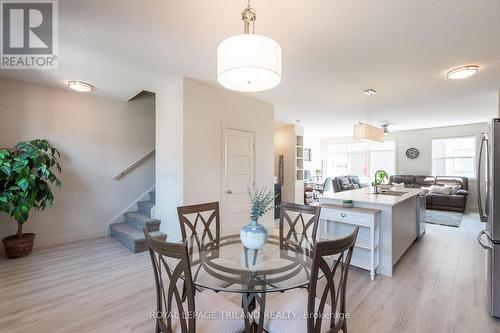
xmin=224 ymin=129 xmax=255 ymax=227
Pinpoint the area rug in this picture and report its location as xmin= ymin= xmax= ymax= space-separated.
xmin=426 ymin=209 xmax=463 ymax=227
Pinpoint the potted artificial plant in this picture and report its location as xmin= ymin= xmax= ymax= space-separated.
xmin=315 ymin=168 xmax=323 ymax=181
xmin=0 ymin=139 xmax=62 ymax=258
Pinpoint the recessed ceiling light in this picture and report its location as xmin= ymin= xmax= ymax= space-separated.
xmin=447 ymin=65 xmax=479 ymax=80
xmin=67 ymin=81 xmax=95 ymax=92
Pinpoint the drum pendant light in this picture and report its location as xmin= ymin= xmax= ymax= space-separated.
xmin=217 ymin=0 xmax=282 ymax=92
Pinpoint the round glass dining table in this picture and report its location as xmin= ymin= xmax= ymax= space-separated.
xmin=185 ymin=227 xmax=318 ymax=333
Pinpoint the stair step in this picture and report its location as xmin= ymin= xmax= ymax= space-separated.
xmin=124 ymin=211 xmax=160 ymax=232
xmin=137 ymin=200 xmax=154 ymax=216
xmin=149 ymin=191 xmax=156 ymax=204
xmin=110 ymin=223 xmax=166 ymax=253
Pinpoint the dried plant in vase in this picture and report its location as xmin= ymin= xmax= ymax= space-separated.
xmin=240 ymin=186 xmax=275 ymax=250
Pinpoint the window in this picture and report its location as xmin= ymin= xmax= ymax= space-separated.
xmin=432 ymin=136 xmax=476 ymax=178
xmin=326 ymin=140 xmax=396 ymax=184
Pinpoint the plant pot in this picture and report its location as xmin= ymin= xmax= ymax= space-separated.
xmin=2 ymin=233 xmax=35 ymax=258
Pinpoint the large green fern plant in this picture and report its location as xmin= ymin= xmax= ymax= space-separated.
xmin=0 ymin=139 xmax=62 ymax=238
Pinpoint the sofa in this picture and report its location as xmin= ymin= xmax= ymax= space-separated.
xmin=332 ymin=175 xmax=367 ymax=193
xmin=389 ymin=175 xmax=469 ymax=213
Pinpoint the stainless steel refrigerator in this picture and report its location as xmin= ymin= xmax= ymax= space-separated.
xmin=477 ymin=118 xmax=500 ymax=318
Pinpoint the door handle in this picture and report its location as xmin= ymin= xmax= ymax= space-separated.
xmin=227 ymin=190 xmax=233 ymax=194
xmin=477 ymin=134 xmax=488 ymax=222
xmin=477 ymin=230 xmax=491 ymax=250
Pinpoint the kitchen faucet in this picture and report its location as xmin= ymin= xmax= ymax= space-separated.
xmin=374 ymin=170 xmax=387 ymax=194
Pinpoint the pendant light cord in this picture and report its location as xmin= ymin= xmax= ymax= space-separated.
xmin=366 ymin=94 xmax=372 ymax=125
xmin=242 ymin=0 xmax=256 ymax=34
xmin=370 ymin=94 xmax=373 ymax=125
xmin=367 ymin=94 xmax=369 ymax=124
xmin=364 ymin=89 xmax=375 ymax=125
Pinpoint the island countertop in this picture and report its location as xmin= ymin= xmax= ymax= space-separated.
xmin=320 ymin=187 xmax=426 ymax=206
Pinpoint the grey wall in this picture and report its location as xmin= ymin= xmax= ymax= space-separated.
xmin=0 ymin=78 xmax=155 ymax=249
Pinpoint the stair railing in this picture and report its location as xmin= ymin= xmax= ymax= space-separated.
xmin=113 ymin=149 xmax=155 ymax=180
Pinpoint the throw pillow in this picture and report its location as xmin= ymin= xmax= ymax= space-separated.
xmin=392 ymin=182 xmax=405 ymax=189
xmin=430 ymin=185 xmax=452 ymax=195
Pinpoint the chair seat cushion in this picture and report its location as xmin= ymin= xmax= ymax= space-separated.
xmin=258 ymin=288 xmax=333 ymax=333
xmin=170 ymin=290 xmax=247 ymax=333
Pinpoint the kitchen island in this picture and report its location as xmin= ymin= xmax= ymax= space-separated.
xmin=319 ymin=187 xmax=426 ymax=277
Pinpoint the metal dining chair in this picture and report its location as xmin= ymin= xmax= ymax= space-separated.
xmin=144 ymin=228 xmax=248 ymax=333
xmin=258 ymin=227 xmax=359 ymax=333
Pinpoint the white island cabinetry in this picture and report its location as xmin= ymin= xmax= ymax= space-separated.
xmin=319 ymin=187 xmax=425 ymax=277
xmin=320 ymin=204 xmax=381 ymax=280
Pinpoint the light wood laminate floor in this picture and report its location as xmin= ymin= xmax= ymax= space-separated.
xmin=1 ymin=213 xmax=499 ymax=332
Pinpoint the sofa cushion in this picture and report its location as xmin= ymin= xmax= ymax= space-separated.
xmin=349 ymin=175 xmax=362 ymax=186
xmin=436 ymin=177 xmax=462 ymax=188
xmin=391 ymin=175 xmax=415 ymax=185
xmin=339 ymin=177 xmax=351 ymax=190
xmin=392 ymin=182 xmax=405 ymax=189
xmin=456 ymin=189 xmax=469 ymax=196
xmin=430 ymin=194 xmax=465 ymax=208
xmin=429 ymin=185 xmax=452 ymax=195
xmin=340 ymin=178 xmax=350 ymax=185
xmin=416 ymin=176 xmax=436 ymax=187
xmin=333 ymin=175 xmax=366 ymax=192
xmin=342 ymin=184 xmax=355 ymax=190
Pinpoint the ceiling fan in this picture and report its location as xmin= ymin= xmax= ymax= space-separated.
xmin=380 ymin=123 xmax=400 ymax=134
xmin=381 ymin=124 xmax=390 ymax=134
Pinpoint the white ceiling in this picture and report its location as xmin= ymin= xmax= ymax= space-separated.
xmin=1 ymin=0 xmax=499 ymax=138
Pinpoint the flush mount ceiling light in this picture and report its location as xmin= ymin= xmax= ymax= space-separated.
xmin=67 ymin=81 xmax=95 ymax=92
xmin=217 ymin=0 xmax=281 ymax=92
xmin=447 ymin=65 xmax=479 ymax=80
xmin=353 ymin=89 xmax=385 ymax=143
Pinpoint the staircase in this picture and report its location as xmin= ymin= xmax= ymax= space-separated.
xmin=110 ymin=190 xmax=166 ymax=253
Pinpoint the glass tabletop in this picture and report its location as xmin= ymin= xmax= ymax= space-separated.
xmin=185 ymin=227 xmax=317 ymax=293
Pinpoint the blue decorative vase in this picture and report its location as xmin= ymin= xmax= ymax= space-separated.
xmin=240 ymin=219 xmax=269 ymax=250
